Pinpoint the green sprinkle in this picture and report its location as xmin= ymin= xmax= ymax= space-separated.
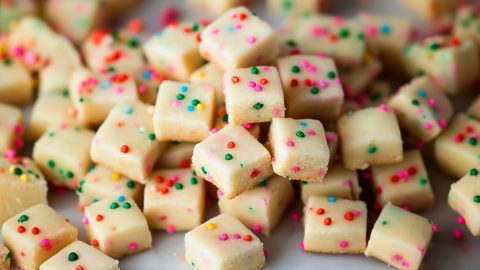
xmin=224 ymin=153 xmax=233 ymax=160
xmin=250 ymin=67 xmax=259 ymax=74
xmin=126 ymin=180 xmax=136 ymax=189
xmin=66 ymin=171 xmax=75 ymax=178
xmin=368 ymin=146 xmax=378 ymax=154
xmin=310 ymin=87 xmax=319 ymax=94
xmin=176 ymin=94 xmax=185 ymax=100
xmin=296 ymin=131 xmax=305 ymax=138
xmin=148 ymin=133 xmax=156 ymax=140
xmin=419 ymin=178 xmax=428 ymax=186
xmin=411 ymin=99 xmax=420 ymax=106
xmin=327 ymin=71 xmax=336 ymax=79
xmin=291 ymin=65 xmax=300 ymax=73
xmin=222 ymin=114 xmax=228 ymax=122
xmin=253 ymin=103 xmax=264 ymax=110
xmin=3 ymin=59 xmax=11 ymax=66
xmin=110 ymin=202 xmax=119 ymax=209
xmin=191 ymin=99 xmax=200 ymax=106
xmin=192 ymin=23 xmax=199 ymax=32
xmin=13 ymin=168 xmax=22 ymax=176
xmin=201 ymin=166 xmax=207 ymax=174
xmin=258 ymin=178 xmax=269 ymax=187
xmin=474 ymin=195 xmax=480 ymax=203
xmin=429 ymin=43 xmax=440 ymax=50
xmin=286 ymin=39 xmax=296 ymax=47
xmin=470 ymin=168 xmax=478 ymax=176
xmin=248 ymin=207 xmax=254 ymax=212
xmin=128 ymin=38 xmax=139 ymax=48
xmin=122 ymin=202 xmax=132 ymax=209
xmin=469 ymin=137 xmax=478 ymax=146
xmin=381 ymin=220 xmax=388 ymax=225
xmin=68 ymin=252 xmax=79 ymax=262
xmin=339 ymin=28 xmax=350 ymax=38
xmin=18 ymin=215 xmax=29 ymax=223
xmin=190 ymin=177 xmax=198 ymax=185
xmin=175 ymin=183 xmax=184 ymax=190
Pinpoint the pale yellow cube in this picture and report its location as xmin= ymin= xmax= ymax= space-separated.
xmin=454 ymin=5 xmax=480 ymax=64
xmin=136 ymin=67 xmax=164 ymax=105
xmin=153 ymin=81 xmax=216 ymax=142
xmin=0 ymin=103 xmax=22 ymax=154
xmin=0 ymin=245 xmax=10 ymax=270
xmin=338 ymin=52 xmax=382 ymax=98
xmin=2 ymin=204 xmax=78 ymax=270
xmin=39 ymin=64 xmax=75 ymax=94
xmin=449 ymin=168 xmax=480 ymax=236
xmin=155 ymin=142 xmax=196 ymax=169
xmin=0 ymin=57 xmax=33 ymax=105
xmin=189 ymin=63 xmax=224 ymax=106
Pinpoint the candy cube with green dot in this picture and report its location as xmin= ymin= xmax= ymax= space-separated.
xmin=269 ymin=118 xmax=330 ymax=182
xmin=454 ymin=5 xmax=480 ymax=61
xmin=143 ymin=168 xmax=205 ymax=231
xmin=267 ymin=0 xmax=329 ymax=18
xmin=0 ymin=56 xmax=33 ymax=105
xmin=189 ymin=63 xmax=224 ymax=106
xmin=338 ymin=105 xmax=403 ymax=170
xmin=434 ymin=113 xmax=480 ymax=178
xmin=276 ymin=55 xmax=344 ymax=122
xmin=192 ymin=124 xmax=273 ymax=199
xmin=185 ymin=213 xmax=265 ymax=270
xmin=365 ymin=202 xmax=433 ymax=270
xmin=1 ymin=204 xmax=78 ymax=270
xmin=0 ymin=103 xmax=23 ymax=154
xmin=153 ymin=80 xmax=216 ymax=142
xmin=338 ymin=52 xmax=382 ymax=98
xmin=76 ymin=165 xmax=143 ymax=208
xmin=449 ymin=168 xmax=480 ymax=236
xmin=389 ymin=77 xmax=453 ymax=143
xmin=0 ymin=245 xmax=10 ymax=270
xmin=33 ymin=124 xmax=95 ymax=189
xmin=144 ymin=22 xmax=204 ymax=81
xmin=83 ymin=196 xmax=152 ymax=258
xmin=39 ymin=240 xmax=119 ymax=270
xmin=371 ymin=150 xmax=433 ymax=212
xmin=68 ymin=68 xmax=139 ymax=127
xmin=224 ymin=66 xmax=285 ymax=124
xmin=303 ymin=196 xmax=367 ymax=254
xmin=218 ymin=175 xmax=294 ymax=236
xmin=91 ymin=100 xmax=167 ymax=184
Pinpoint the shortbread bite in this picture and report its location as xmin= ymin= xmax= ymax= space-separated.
xmin=39 ymin=64 xmax=74 ymax=94
xmin=189 ymin=63 xmax=224 ymax=105
xmin=454 ymin=5 xmax=480 ymax=63
xmin=0 ymin=103 xmax=22 ymax=154
xmin=0 ymin=56 xmax=33 ymax=105
xmin=449 ymin=168 xmax=480 ymax=236
xmin=338 ymin=52 xmax=382 ymax=98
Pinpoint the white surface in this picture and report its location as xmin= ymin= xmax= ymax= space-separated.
xmin=4 ymin=0 xmax=480 ymax=269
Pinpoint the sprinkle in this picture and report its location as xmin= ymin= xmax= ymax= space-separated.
xmin=224 ymin=153 xmax=233 ymax=160
xmin=252 ymin=224 xmax=262 ymax=233
xmin=243 ymin=234 xmax=253 ymax=241
xmin=291 ymin=65 xmax=300 ymax=73
xmin=68 ymin=252 xmax=79 ymax=262
xmin=180 ymin=85 xmax=188 ymax=93
xmin=120 ymin=145 xmax=130 ymax=153
xmin=316 ymin=208 xmax=325 ymax=215
xmin=175 ymin=183 xmax=183 ymax=190
xmin=219 ymin=233 xmax=229 ymax=241
xmin=123 ymin=107 xmax=133 ymax=114
xmin=110 ymin=202 xmax=119 ymax=209
xmin=166 ymin=225 xmax=175 ymax=234
xmin=111 ymin=172 xmax=121 ymax=180
xmin=206 ymin=223 xmax=216 ymax=230
xmin=344 ymin=211 xmax=354 ymax=221
xmin=96 ymin=215 xmax=104 ymax=221
xmin=126 ymin=180 xmax=135 ymax=189
xmin=123 ymin=202 xmax=132 ymax=209
xmin=327 ymin=71 xmax=336 ymax=79
xmin=470 ymin=168 xmax=478 ymax=176
xmin=367 ymin=146 xmax=377 ymax=154
xmin=253 ymin=103 xmax=264 ymax=110
xmin=118 ymin=196 xmax=126 ymax=202
xmin=148 ymin=133 xmax=156 ymax=140
xmin=17 ymin=226 xmax=25 ymax=233
xmin=250 ymin=67 xmax=259 ymax=74
xmin=128 ymin=243 xmax=138 ymax=251
xmin=296 ymin=131 xmax=305 ymax=138
xmin=328 ymin=196 xmax=337 ymax=202
xmin=227 ymin=141 xmax=236 ymax=148
xmin=474 ymin=195 xmax=480 ymax=203
xmin=324 ymin=217 xmax=332 ymax=225
xmin=176 ymin=94 xmax=185 ymax=100
xmin=231 ymin=76 xmax=240 ymax=83
xmin=339 ymin=241 xmax=349 ymax=248
xmin=18 ymin=215 xmax=29 ymax=223
xmin=310 ymin=87 xmax=319 ymax=94
xmin=453 ymin=229 xmax=464 ymax=240
xmin=457 ymin=216 xmax=466 ymax=225
xmin=286 ymin=140 xmax=295 ymax=147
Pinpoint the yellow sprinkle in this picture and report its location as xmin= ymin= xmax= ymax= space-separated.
xmin=20 ymin=174 xmax=29 ymax=182
xmin=197 ymin=103 xmax=206 ymax=111
xmin=111 ymin=172 xmax=121 ymax=181
xmin=206 ymin=223 xmax=216 ymax=230
xmin=198 ymin=71 xmax=206 ymax=79
xmin=8 ymin=166 xmax=15 ymax=174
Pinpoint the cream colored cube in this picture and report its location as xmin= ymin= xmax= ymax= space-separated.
xmin=188 ymin=0 xmax=250 ymax=16
xmin=0 ymin=0 xmax=35 ymax=32
xmin=295 ymin=15 xmax=366 ymax=65
xmin=304 ymin=196 xmax=367 ymax=253
xmin=404 ymin=36 xmax=478 ymax=95
xmin=301 ymin=164 xmax=361 ymax=204
xmin=190 ymin=63 xmax=224 ymax=106
xmin=144 ymin=22 xmax=203 ymax=81
xmin=0 ymin=245 xmax=10 ymax=270
xmin=225 ymin=66 xmax=285 ymax=124
xmin=136 ymin=67 xmax=165 ymax=105
xmin=454 ymin=5 xmax=480 ymax=63
xmin=91 ymin=100 xmax=166 ymax=183
xmin=339 ymin=52 xmax=382 ymax=98
xmin=269 ymin=118 xmax=329 ymax=182
xmin=39 ymin=64 xmax=75 ymax=94
xmin=192 ymin=124 xmax=273 ymax=199
xmin=338 ymin=106 xmax=403 ymax=170
xmin=2 ymin=204 xmax=78 ymax=270
xmin=185 ymin=213 xmax=265 ymax=270
xmin=33 ymin=125 xmax=94 ymax=189
xmin=372 ymin=150 xmax=434 ymax=212
xmin=83 ymin=197 xmax=152 ymax=258
xmin=400 ymin=0 xmax=456 ymax=21
xmin=276 ymin=28 xmax=303 ymax=57
xmin=76 ymin=165 xmax=143 ymax=208
xmin=389 ymin=77 xmax=453 ymax=143
xmin=156 ymin=142 xmax=196 ymax=169
xmin=39 ymin=241 xmax=119 ymax=270
xmin=0 ymin=103 xmax=22 ymax=154
xmin=365 ymin=203 xmax=433 ymax=270
xmin=213 ymin=106 xmax=261 ymax=139
xmin=0 ymin=157 xmax=48 ymax=225
xmin=355 ymin=80 xmax=392 ymax=108
xmin=449 ymin=168 xmax=480 ymax=236
xmin=69 ymin=68 xmax=139 ymax=127
xmin=0 ymin=57 xmax=33 ymax=105
xmin=218 ymin=175 xmax=294 ymax=236
xmin=435 ymin=114 xmax=480 ymax=178
xmin=144 ymin=168 xmax=205 ymax=231
xmin=268 ymin=0 xmax=329 ymax=17
xmin=153 ymin=81 xmax=215 ymax=142
xmin=29 ymin=92 xmax=80 ymax=141
xmin=276 ymin=55 xmax=344 ymax=121
xmin=199 ymin=6 xmax=279 ymax=70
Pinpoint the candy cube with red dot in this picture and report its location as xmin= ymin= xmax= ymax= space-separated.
xmin=0 ymin=103 xmax=23 ymax=154
xmin=185 ymin=213 xmax=265 ymax=270
xmin=199 ymin=6 xmax=279 ymax=70
xmin=365 ymin=202 xmax=433 ymax=270
xmin=91 ymin=100 xmax=166 ymax=184
xmin=338 ymin=105 xmax=403 ymax=170
xmin=269 ymin=118 xmax=330 ymax=182
xmin=1 ymin=204 xmax=78 ymax=270
xmin=155 ymin=142 xmax=196 ymax=169
xmin=224 ymin=66 xmax=285 ymax=124
xmin=371 ymin=150 xmax=434 ymax=212
xmin=143 ymin=168 xmax=205 ymax=231
xmin=276 ymin=55 xmax=344 ymax=122
xmin=218 ymin=175 xmax=294 ymax=236
xmin=303 ymin=196 xmax=367 ymax=254
xmin=0 ymin=56 xmax=33 ymax=105
xmin=33 ymin=124 xmax=95 ymax=189
xmin=83 ymin=196 xmax=152 ymax=258
xmin=192 ymin=124 xmax=273 ymax=199
xmin=153 ymin=81 xmax=216 ymax=142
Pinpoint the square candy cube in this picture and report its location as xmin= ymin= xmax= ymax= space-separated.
xmin=301 ymin=164 xmax=361 ymax=204
xmin=69 ymin=68 xmax=139 ymax=127
xmin=39 ymin=240 xmax=119 ymax=270
xmin=338 ymin=105 xmax=403 ymax=170
xmin=153 ymin=81 xmax=216 ymax=142
xmin=0 ymin=103 xmax=23 ymax=154
xmin=155 ymin=142 xmax=196 ymax=169
xmin=213 ymin=106 xmax=261 ymax=139
xmin=2 ymin=204 xmax=78 ymax=270
xmin=0 ymin=57 xmax=33 ymax=105
xmin=371 ymin=150 xmax=434 ymax=212
xmin=84 ymin=197 xmax=152 ymax=258
xmin=0 ymin=157 xmax=48 ymax=225
xmin=33 ymin=125 xmax=95 ymax=189
xmin=365 ymin=203 xmax=433 ymax=270
xmin=224 ymin=66 xmax=285 ymax=124
xmin=0 ymin=245 xmax=10 ymax=270
xmin=39 ymin=64 xmax=74 ymax=94
xmin=269 ymin=118 xmax=330 ymax=182
xmin=192 ymin=124 xmax=273 ymax=199
xmin=136 ymin=67 xmax=165 ymax=105
xmin=91 ymin=100 xmax=166 ymax=183
xmin=189 ymin=63 xmax=224 ymax=106
xmin=199 ymin=6 xmax=279 ymax=70
xmin=389 ymin=77 xmax=453 ymax=143
xmin=276 ymin=55 xmax=344 ymax=121
xmin=304 ymin=196 xmax=367 ymax=253
xmin=454 ymin=5 xmax=480 ymax=62
xmin=144 ymin=168 xmax=205 ymax=231
xmin=338 ymin=52 xmax=382 ymax=98
xmin=144 ymin=22 xmax=204 ymax=81
xmin=76 ymin=165 xmax=143 ymax=208
xmin=185 ymin=213 xmax=265 ymax=270
xmin=435 ymin=114 xmax=480 ymax=178
xmin=449 ymin=168 xmax=480 ymax=236
xmin=218 ymin=175 xmax=294 ymax=236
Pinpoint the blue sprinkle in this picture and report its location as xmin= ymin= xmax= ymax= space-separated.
xmin=124 ymin=107 xmax=133 ymax=114
xmin=300 ymin=121 xmax=308 ymax=127
xmin=118 ymin=195 xmax=126 ymax=202
xmin=418 ymin=90 xmax=426 ymax=98
xmin=227 ymin=26 xmax=235 ymax=33
xmin=154 ymin=31 xmax=163 ymax=37
xmin=101 ymin=81 xmax=110 ymax=90
xmin=380 ymin=24 xmax=391 ymax=35
xmin=142 ymin=71 xmax=151 ymax=80
xmin=187 ymin=105 xmax=195 ymax=112
xmin=87 ymin=166 xmax=95 ymax=173
xmin=181 ymin=85 xmax=188 ymax=93
xmin=138 ymin=126 xmax=146 ymax=133
xmin=328 ymin=196 xmax=336 ymax=203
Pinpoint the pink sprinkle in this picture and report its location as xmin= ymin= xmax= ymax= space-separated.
xmin=291 ymin=166 xmax=301 ymax=173
xmin=453 ymin=229 xmax=464 ymax=240
xmin=82 ymin=217 xmax=89 ymax=224
xmin=210 ymin=28 xmax=220 ymax=35
xmin=310 ymin=26 xmax=328 ymax=37
xmin=219 ymin=233 xmax=229 ymax=241
xmin=339 ymin=241 xmax=349 ymax=248
xmin=40 ymin=239 xmax=51 ymax=250
xmin=210 ymin=128 xmax=219 ymax=134
xmin=432 ymin=224 xmax=439 ymax=232
xmin=158 ymin=5 xmax=179 ymax=28
xmin=424 ymin=122 xmax=433 ymax=130
xmin=393 ymin=254 xmax=403 ymax=261
xmin=138 ymin=86 xmax=146 ymax=94
xmin=342 ymin=179 xmax=352 ymax=187
xmin=171 ymin=100 xmax=181 ymax=107
xmin=13 ymin=46 xmax=25 ymax=57
xmin=418 ymin=246 xmax=426 ymax=255
xmin=428 ymin=98 xmax=436 ymax=107
xmin=300 ymin=60 xmax=310 ymax=68
xmin=401 ymin=261 xmax=410 ymax=267
xmin=438 ymin=119 xmax=447 ymax=129
xmin=352 ymin=210 xmax=362 ymax=217
xmin=234 ymin=23 xmax=242 ymax=30
xmin=24 ymin=52 xmax=36 ymax=65
xmin=299 ymin=241 xmax=304 ymax=250
xmin=14 ymin=124 xmax=23 ymax=134
xmin=128 ymin=243 xmax=138 ymax=251
xmin=261 ymin=66 xmax=270 ymax=71
xmin=247 ymin=81 xmax=256 ymax=88
xmin=307 ymin=66 xmax=317 ymax=73
xmin=286 ymin=140 xmax=295 ymax=147
xmin=171 ymin=175 xmax=179 ymax=182
xmin=243 ymin=123 xmax=253 ymax=130
xmin=14 ymin=139 xmax=24 ymax=149
xmin=252 ymin=224 xmax=262 ymax=233
xmin=307 ymin=130 xmax=316 ymax=136
xmin=326 ymin=134 xmax=335 ymax=143
xmin=379 ymin=104 xmax=389 ymax=112
xmin=5 ymin=149 xmax=16 ymax=159
xmin=115 ymin=87 xmax=125 ymax=94
xmin=333 ymin=16 xmax=345 ymax=26
xmin=233 ymin=233 xmax=241 ymax=239
xmin=291 ymin=211 xmax=301 ymax=222
xmin=216 ymin=189 xmax=224 ymax=198
xmin=272 ymin=108 xmax=282 ymax=116
xmin=453 ymin=134 xmax=463 ymax=142
xmin=365 ymin=26 xmax=378 ymax=37
xmin=254 ymin=85 xmax=263 ymax=92
xmin=457 ymin=216 xmax=465 ymax=225
xmin=263 ymin=249 xmax=269 ymax=259
xmin=166 ymin=225 xmax=175 ymax=234
xmin=247 ymin=36 xmax=256 ymax=44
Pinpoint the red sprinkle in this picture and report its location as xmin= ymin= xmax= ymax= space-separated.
xmin=316 ymin=208 xmax=325 ymax=215
xmin=391 ymin=175 xmax=399 ymax=183
xmin=227 ymin=141 xmax=236 ymax=148
xmin=17 ymin=226 xmax=26 ymax=233
xmin=92 ymin=239 xmax=99 ymax=247
xmin=76 ymin=266 xmax=85 ymax=270
xmin=96 ymin=215 xmax=104 ymax=222
xmin=408 ymin=166 xmax=417 ymax=175
xmin=290 ymin=78 xmax=298 ymax=87
xmin=250 ymin=170 xmax=259 ymax=178
xmin=324 ymin=217 xmax=332 ymax=226
xmin=32 ymin=227 xmax=40 ymax=235
xmin=120 ymin=145 xmax=130 ymax=153
xmin=260 ymin=78 xmax=268 ymax=85
xmin=344 ymin=211 xmax=354 ymax=221
xmin=231 ymin=76 xmax=240 ymax=84
xmin=243 ymin=234 xmax=253 ymax=241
